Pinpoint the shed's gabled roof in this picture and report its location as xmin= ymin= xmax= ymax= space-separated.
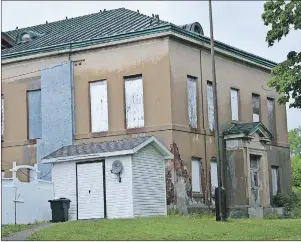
xmin=2 ymin=8 xmax=277 ymax=69
xmin=223 ymin=122 xmax=273 ymax=140
xmin=41 ymin=136 xmax=173 ymax=163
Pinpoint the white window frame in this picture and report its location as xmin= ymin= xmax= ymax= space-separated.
xmin=252 ymin=94 xmax=260 ymax=122
xmin=90 ymin=80 xmax=109 ymax=133
xmin=191 ymin=158 xmax=201 ymax=193
xmin=187 ymin=76 xmax=197 ymax=128
xmin=230 ymin=88 xmax=239 ymax=121
xmin=207 ymin=81 xmax=214 ymax=131
xmin=124 ymin=75 xmax=144 ymax=129
xmin=271 ymin=166 xmax=279 ymax=195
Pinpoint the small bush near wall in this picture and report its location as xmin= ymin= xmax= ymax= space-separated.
xmin=285 ymin=192 xmax=301 ymax=219
xmin=188 ymin=210 xmax=214 ymax=219
xmin=272 ymin=191 xmax=301 ymax=219
xmin=167 ymin=208 xmax=182 ymax=216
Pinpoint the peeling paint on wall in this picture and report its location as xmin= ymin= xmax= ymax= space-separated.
xmin=165 ymin=143 xmax=192 ymax=214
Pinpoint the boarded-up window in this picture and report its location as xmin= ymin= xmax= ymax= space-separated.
xmin=271 ymin=166 xmax=279 ymax=195
xmin=267 ymin=98 xmax=274 ymax=135
xmin=230 ymin=89 xmax=239 ymax=121
xmin=191 ymin=158 xmax=201 ymax=192
xmin=1 ymin=95 xmax=4 ymax=141
xmin=187 ymin=76 xmax=197 ymax=128
xmin=124 ymin=75 xmax=144 ymax=129
xmin=252 ymin=94 xmax=260 ymax=122
xmin=207 ymin=81 xmax=214 ymax=131
xmin=210 ymin=161 xmax=218 ymax=189
xmin=90 ymin=80 xmax=109 ymax=132
xmin=27 ymin=90 xmax=41 ymax=139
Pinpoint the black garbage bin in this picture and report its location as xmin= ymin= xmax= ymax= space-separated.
xmin=48 ymin=198 xmax=71 ymax=223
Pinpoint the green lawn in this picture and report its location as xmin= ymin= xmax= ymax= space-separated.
xmin=27 ymin=216 xmax=301 ymax=241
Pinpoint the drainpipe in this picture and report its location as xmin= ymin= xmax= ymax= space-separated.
xmin=208 ymin=0 xmax=224 ymax=221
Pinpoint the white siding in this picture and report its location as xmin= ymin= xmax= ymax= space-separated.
xmin=77 ymin=162 xmax=104 ymax=219
xmin=90 ymin=80 xmax=109 ymax=132
xmin=191 ymin=158 xmax=201 ymax=192
xmin=52 ymin=162 xmax=77 ymax=220
xmin=187 ymin=76 xmax=197 ymax=128
xmin=230 ymin=89 xmax=239 ymax=121
xmin=124 ymin=75 xmax=144 ymax=129
xmin=132 ymin=144 xmax=166 ymax=217
xmin=105 ymin=155 xmax=134 ymax=219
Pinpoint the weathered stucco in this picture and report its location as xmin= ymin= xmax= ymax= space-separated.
xmin=1 ymin=35 xmax=291 ymax=206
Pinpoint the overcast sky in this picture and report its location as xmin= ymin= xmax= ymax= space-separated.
xmin=2 ymin=1 xmax=300 ymax=130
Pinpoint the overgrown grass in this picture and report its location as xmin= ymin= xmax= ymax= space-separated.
xmin=1 ymin=221 xmax=47 ymax=237
xmin=27 ymin=216 xmax=301 ymax=241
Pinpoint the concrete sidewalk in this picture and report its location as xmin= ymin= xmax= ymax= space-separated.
xmin=2 ymin=223 xmax=53 ymax=241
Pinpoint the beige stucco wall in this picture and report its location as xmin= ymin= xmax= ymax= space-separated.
xmin=1 ymin=35 xmax=290 ymax=196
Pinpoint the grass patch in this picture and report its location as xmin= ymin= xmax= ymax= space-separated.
xmin=27 ymin=216 xmax=301 ymax=241
xmin=1 ymin=221 xmax=47 ymax=237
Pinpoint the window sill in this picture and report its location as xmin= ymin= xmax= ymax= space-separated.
xmin=126 ymin=127 xmax=145 ymax=134
xmin=89 ymin=131 xmax=109 ymax=138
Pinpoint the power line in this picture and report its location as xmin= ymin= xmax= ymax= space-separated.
xmin=2 ymin=62 xmax=70 ymax=81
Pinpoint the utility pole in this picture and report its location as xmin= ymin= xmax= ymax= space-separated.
xmin=208 ymin=0 xmax=224 ymax=221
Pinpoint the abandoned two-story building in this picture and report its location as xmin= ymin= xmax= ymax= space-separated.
xmin=1 ymin=8 xmax=292 ymax=215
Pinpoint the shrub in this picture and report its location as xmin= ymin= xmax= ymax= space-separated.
xmin=264 ymin=211 xmax=281 ymax=220
xmin=167 ymin=208 xmax=182 ymax=216
xmin=272 ymin=192 xmax=290 ymax=207
xmin=188 ymin=209 xmax=214 ymax=219
xmin=284 ymin=191 xmax=301 ymax=219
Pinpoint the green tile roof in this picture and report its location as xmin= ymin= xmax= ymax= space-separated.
xmin=1 ymin=7 xmax=277 ymax=69
xmin=223 ymin=122 xmax=272 ymax=139
xmin=2 ymin=8 xmax=169 ymax=55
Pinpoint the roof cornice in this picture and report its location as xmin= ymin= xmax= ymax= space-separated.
xmin=1 ymin=23 xmax=277 ymax=70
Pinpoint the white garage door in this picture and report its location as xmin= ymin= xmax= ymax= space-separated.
xmin=77 ymin=162 xmax=105 ymax=220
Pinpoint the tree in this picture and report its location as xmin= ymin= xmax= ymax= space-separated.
xmin=288 ymin=127 xmax=301 ymax=189
xmin=262 ymin=0 xmax=301 ymax=108
xmin=288 ymin=126 xmax=301 ymax=156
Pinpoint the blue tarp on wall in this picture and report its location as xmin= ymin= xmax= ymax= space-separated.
xmin=37 ymin=61 xmax=74 ymax=181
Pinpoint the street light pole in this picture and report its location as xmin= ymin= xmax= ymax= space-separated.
xmin=208 ymin=0 xmax=224 ymax=221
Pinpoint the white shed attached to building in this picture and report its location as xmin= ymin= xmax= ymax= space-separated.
xmin=41 ymin=136 xmax=173 ymax=220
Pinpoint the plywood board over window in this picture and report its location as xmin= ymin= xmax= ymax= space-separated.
xmin=187 ymin=76 xmax=197 ymax=128
xmin=207 ymin=81 xmax=214 ymax=131
xmin=210 ymin=160 xmax=218 ymax=190
xmin=271 ymin=166 xmax=279 ymax=195
xmin=191 ymin=158 xmax=201 ymax=193
xmin=267 ymin=98 xmax=275 ymax=136
xmin=90 ymin=80 xmax=109 ymax=133
xmin=124 ymin=75 xmax=144 ymax=129
xmin=27 ymin=90 xmax=42 ymax=139
xmin=252 ymin=94 xmax=260 ymax=122
xmin=230 ymin=88 xmax=239 ymax=121
xmin=1 ymin=95 xmax=4 ymax=141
